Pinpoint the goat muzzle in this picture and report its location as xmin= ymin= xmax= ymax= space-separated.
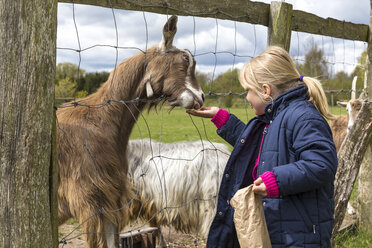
xmin=193 ymin=99 xmax=203 ymax=110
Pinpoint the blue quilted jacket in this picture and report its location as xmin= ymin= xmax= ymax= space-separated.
xmin=207 ymin=85 xmax=338 ymax=248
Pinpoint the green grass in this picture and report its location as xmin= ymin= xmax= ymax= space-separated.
xmin=335 ymin=225 xmax=372 ymax=248
xmin=129 ymin=106 xmax=256 ymax=150
xmin=129 ymin=105 xmax=347 ymax=145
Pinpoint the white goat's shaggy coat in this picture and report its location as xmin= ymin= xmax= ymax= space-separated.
xmin=127 ymin=139 xmax=230 ymax=238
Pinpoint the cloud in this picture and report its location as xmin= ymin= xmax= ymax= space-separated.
xmin=290 ymin=0 xmax=369 ymax=25
xmin=289 ymin=31 xmax=367 ymax=75
xmin=259 ymin=0 xmax=369 ymax=25
xmin=57 ymin=1 xmax=369 ymax=77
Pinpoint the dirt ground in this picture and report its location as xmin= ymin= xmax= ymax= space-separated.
xmin=59 ymin=223 xmax=207 ymax=248
xmin=58 ymin=213 xmax=355 ymax=248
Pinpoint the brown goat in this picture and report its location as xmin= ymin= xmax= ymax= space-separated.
xmin=330 ymin=77 xmax=363 ymax=151
xmin=329 ymin=76 xmax=364 ymax=216
xmin=331 ymin=99 xmax=362 ymax=151
xmin=329 ymin=115 xmax=348 ymax=152
xmin=57 ymin=16 xmax=204 ymax=248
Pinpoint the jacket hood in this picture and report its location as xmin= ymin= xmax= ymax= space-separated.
xmin=258 ymin=84 xmax=308 ymax=122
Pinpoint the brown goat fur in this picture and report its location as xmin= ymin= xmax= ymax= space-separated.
xmin=331 ymin=99 xmax=363 ymax=152
xmin=329 ymin=115 xmax=348 ymax=152
xmin=348 ymin=99 xmax=362 ymax=118
xmin=57 ymin=16 xmax=204 ymax=248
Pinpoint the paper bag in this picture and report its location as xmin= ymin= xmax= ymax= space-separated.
xmin=230 ymin=184 xmax=272 ymax=248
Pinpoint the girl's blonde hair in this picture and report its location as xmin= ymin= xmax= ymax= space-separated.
xmin=239 ymin=46 xmax=334 ymax=119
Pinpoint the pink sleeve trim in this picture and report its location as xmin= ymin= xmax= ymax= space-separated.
xmin=260 ymin=171 xmax=280 ymax=198
xmin=211 ymin=108 xmax=230 ymax=129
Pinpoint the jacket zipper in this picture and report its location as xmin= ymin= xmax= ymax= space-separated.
xmin=252 ymin=123 xmax=269 ymax=180
xmin=258 ymin=125 xmax=268 ymax=176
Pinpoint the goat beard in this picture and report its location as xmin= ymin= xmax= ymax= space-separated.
xmin=167 ymin=105 xmax=176 ymax=113
xmin=145 ymin=94 xmax=189 ymax=113
xmin=166 ymin=96 xmax=180 ymax=111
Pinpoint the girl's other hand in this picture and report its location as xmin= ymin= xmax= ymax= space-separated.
xmin=186 ymin=106 xmax=220 ymax=118
xmin=252 ymin=177 xmax=268 ymax=197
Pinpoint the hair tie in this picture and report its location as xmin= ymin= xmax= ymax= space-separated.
xmin=299 ymin=75 xmax=304 ymax=82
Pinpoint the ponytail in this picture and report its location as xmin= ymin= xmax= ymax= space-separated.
xmin=240 ymin=46 xmax=335 ymax=120
xmin=301 ymin=76 xmax=335 ymax=120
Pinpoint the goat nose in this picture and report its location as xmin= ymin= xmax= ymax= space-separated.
xmin=194 ymin=101 xmax=201 ymax=110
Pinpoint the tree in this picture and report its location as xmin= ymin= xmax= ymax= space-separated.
xmin=76 ymin=90 xmax=89 ymax=98
xmin=55 ymin=77 xmax=77 ymax=98
xmin=55 ymin=62 xmax=85 ymax=104
xmin=325 ymin=71 xmax=352 ymax=105
xmin=210 ymin=68 xmax=242 ymax=108
xmin=296 ymin=43 xmax=369 ymax=105
xmin=297 ymin=43 xmax=328 ymax=80
xmin=55 ymin=64 xmax=109 ymax=101
xmin=56 ymin=62 xmax=85 ymax=83
xmin=195 ymin=71 xmax=210 ymax=93
xmin=351 ymin=50 xmax=367 ymax=96
xmin=78 ymin=71 xmax=109 ymax=94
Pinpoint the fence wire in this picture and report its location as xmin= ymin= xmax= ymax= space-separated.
xmin=56 ymin=1 xmax=366 ymax=247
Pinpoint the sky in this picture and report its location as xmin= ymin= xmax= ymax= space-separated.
xmin=56 ymin=0 xmax=370 ymax=78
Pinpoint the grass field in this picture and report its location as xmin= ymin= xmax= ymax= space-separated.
xmin=335 ymin=226 xmax=372 ymax=247
xmin=129 ymin=105 xmax=347 ymax=147
xmin=129 ymin=106 xmax=254 ymax=147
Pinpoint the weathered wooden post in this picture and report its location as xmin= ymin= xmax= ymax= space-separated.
xmin=332 ymin=100 xmax=372 ymax=240
xmin=268 ymin=1 xmax=293 ymax=51
xmin=357 ymin=0 xmax=372 ymax=236
xmin=0 ymin=0 xmax=58 ymax=247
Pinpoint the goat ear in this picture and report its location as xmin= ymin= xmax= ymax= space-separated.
xmin=146 ymin=79 xmax=154 ymax=98
xmin=159 ymin=15 xmax=178 ymax=51
xmin=337 ymin=101 xmax=348 ymax=107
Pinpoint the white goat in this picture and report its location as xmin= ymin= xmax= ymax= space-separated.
xmin=330 ymin=76 xmax=363 ymax=151
xmin=126 ymin=139 xmax=230 ymax=239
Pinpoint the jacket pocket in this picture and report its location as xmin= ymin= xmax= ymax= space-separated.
xmin=290 ymin=195 xmax=314 ymax=233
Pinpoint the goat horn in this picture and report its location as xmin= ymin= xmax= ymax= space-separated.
xmin=351 ymin=76 xmax=357 ymax=100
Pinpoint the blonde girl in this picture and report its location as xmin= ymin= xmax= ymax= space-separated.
xmin=188 ymin=46 xmax=337 ymax=248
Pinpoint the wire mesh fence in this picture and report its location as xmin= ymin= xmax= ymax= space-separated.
xmin=56 ymin=2 xmax=367 ymax=247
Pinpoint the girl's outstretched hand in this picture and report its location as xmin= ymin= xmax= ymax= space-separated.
xmin=252 ymin=177 xmax=268 ymax=197
xmin=186 ymin=106 xmax=220 ymax=118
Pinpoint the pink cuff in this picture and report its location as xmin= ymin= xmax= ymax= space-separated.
xmin=260 ymin=171 xmax=279 ymax=198
xmin=211 ymin=108 xmax=230 ymax=129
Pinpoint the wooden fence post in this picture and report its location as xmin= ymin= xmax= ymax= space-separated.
xmin=0 ymin=0 xmax=58 ymax=247
xmin=332 ymin=100 xmax=372 ymax=240
xmin=357 ymin=0 xmax=372 ymax=236
xmin=358 ymin=136 xmax=372 ymax=233
xmin=268 ymin=1 xmax=293 ymax=51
